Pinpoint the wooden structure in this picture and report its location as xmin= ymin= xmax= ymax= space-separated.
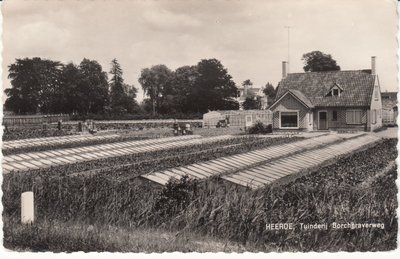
xmin=202 ymin=110 xmax=272 ymax=128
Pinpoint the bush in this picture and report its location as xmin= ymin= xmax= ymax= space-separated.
xmin=152 ymin=175 xmax=198 ymax=219
xmin=248 ymin=121 xmax=272 ymax=134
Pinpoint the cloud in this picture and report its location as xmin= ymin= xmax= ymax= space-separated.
xmin=141 ymin=9 xmax=203 ymax=31
xmin=11 ymin=21 xmax=71 ymax=56
xmin=1 ymin=0 xmax=398 ymax=104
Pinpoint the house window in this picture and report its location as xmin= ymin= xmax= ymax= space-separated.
xmin=333 ymin=89 xmax=339 ymax=96
xmin=332 ymin=110 xmax=338 ymax=121
xmin=280 ymin=111 xmax=299 ymax=128
xmin=346 ymin=110 xmax=362 ymax=124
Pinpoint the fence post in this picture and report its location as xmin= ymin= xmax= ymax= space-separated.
xmin=21 ymin=192 xmax=34 ymax=224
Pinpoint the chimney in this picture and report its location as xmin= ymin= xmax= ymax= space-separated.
xmin=282 ymin=61 xmax=287 ymax=78
xmin=371 ymin=56 xmax=376 ymax=75
xmin=244 ymin=84 xmax=248 ymax=96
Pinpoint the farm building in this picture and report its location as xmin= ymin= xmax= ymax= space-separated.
xmin=269 ymin=57 xmax=382 ymax=132
xmin=202 ymin=110 xmax=272 ymax=128
xmin=381 ymin=91 xmax=397 ymax=126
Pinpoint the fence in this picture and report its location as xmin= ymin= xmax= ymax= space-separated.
xmin=2 ymin=114 xmax=70 ymax=126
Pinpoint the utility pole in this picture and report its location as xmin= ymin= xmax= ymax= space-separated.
xmin=285 ymin=26 xmax=292 ymax=73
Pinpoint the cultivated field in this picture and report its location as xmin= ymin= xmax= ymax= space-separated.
xmin=1 ymin=124 xmax=397 ymax=252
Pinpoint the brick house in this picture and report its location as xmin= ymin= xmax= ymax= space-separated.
xmin=269 ymin=57 xmax=382 ymax=132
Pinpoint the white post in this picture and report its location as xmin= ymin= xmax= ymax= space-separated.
xmin=21 ymin=192 xmax=34 ymax=224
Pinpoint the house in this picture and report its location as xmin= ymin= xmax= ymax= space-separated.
xmin=202 ymin=109 xmax=272 ymax=128
xmin=236 ymin=85 xmax=270 ymax=110
xmin=381 ymin=91 xmax=397 ymax=126
xmin=269 ymin=57 xmax=382 ymax=132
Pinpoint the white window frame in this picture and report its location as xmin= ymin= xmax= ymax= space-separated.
xmin=346 ymin=109 xmax=363 ymax=125
xmin=279 ymin=110 xmax=299 ymax=129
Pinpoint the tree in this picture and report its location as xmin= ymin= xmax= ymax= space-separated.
xmin=4 ymin=57 xmax=63 ymax=114
xmin=189 ymin=59 xmax=238 ymax=113
xmin=139 ymin=65 xmax=173 ymax=115
xmin=123 ymin=84 xmax=140 ymax=113
xmin=263 ymin=82 xmax=276 ymax=99
xmin=242 ymin=96 xmax=261 ymax=110
xmin=58 ymin=63 xmax=83 ymax=114
xmin=242 ymin=79 xmax=253 ymax=88
xmin=77 ymin=58 xmax=109 ymax=114
xmin=302 ymin=51 xmax=340 ymax=72
xmin=109 ymin=59 xmax=128 ymax=113
xmin=165 ymin=65 xmax=199 ymax=113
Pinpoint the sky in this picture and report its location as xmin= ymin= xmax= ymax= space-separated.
xmin=1 ymin=0 xmax=398 ymax=102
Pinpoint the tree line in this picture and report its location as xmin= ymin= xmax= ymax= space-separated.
xmin=4 ymin=57 xmax=138 ymax=115
xmin=4 ymin=58 xmax=241 ymax=116
xmin=4 ymin=51 xmax=340 ymax=116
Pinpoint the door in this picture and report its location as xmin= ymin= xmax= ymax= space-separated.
xmin=245 ymin=115 xmax=253 ymax=127
xmin=318 ymin=111 xmax=328 ymax=130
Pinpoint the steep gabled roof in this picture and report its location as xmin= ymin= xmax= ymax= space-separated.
xmin=275 ymin=70 xmax=376 ymax=107
xmin=269 ymin=89 xmax=314 ymax=110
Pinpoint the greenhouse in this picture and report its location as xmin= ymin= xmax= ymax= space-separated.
xmin=202 ymin=110 xmax=272 ymax=128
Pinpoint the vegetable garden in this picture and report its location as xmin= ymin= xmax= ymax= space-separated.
xmin=2 ymin=132 xmax=397 ymax=252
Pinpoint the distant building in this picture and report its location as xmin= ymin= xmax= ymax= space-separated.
xmin=381 ymin=91 xmax=397 ymax=126
xmin=269 ymin=57 xmax=382 ymax=132
xmin=236 ymin=85 xmax=271 ymax=110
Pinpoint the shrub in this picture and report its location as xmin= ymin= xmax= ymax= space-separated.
xmin=248 ymin=121 xmax=272 ymax=134
xmin=152 ymin=175 xmax=198 ymax=219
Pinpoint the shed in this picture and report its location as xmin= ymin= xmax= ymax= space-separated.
xmin=202 ymin=110 xmax=272 ymax=128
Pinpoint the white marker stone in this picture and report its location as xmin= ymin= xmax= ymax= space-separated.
xmin=21 ymin=191 xmax=34 ymax=224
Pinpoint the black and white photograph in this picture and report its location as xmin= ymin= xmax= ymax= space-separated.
xmin=0 ymin=0 xmax=398 ymax=255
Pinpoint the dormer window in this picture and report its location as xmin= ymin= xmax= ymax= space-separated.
xmin=326 ymin=84 xmax=343 ymax=97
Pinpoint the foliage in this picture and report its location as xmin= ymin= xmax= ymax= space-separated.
xmin=191 ymin=59 xmax=239 ymax=112
xmin=163 ymin=65 xmax=198 ymax=114
xmin=77 ymin=58 xmax=110 ymax=114
xmin=4 ymin=58 xmax=63 ymax=114
xmin=58 ymin=63 xmax=83 ymax=114
xmin=109 ymin=59 xmax=139 ymax=114
xmin=242 ymin=79 xmax=253 ymax=89
xmin=248 ymin=121 xmax=272 ymax=134
xmin=302 ymin=51 xmax=341 ymax=72
xmin=242 ymin=97 xmax=261 ymax=110
xmin=139 ymin=59 xmax=239 ymax=115
xmin=153 ymin=176 xmax=198 ymax=219
xmin=138 ymin=65 xmax=173 ymax=115
xmin=263 ymin=82 xmax=276 ymax=99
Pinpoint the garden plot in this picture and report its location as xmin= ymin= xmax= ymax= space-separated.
xmin=221 ymin=134 xmax=381 ymax=189
xmin=2 ymin=135 xmax=240 ymax=173
xmin=2 ymin=134 xmax=121 ymax=150
xmin=140 ymin=133 xmax=364 ymax=185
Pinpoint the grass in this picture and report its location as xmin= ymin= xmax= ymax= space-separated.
xmin=4 ymin=218 xmax=245 ymax=252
